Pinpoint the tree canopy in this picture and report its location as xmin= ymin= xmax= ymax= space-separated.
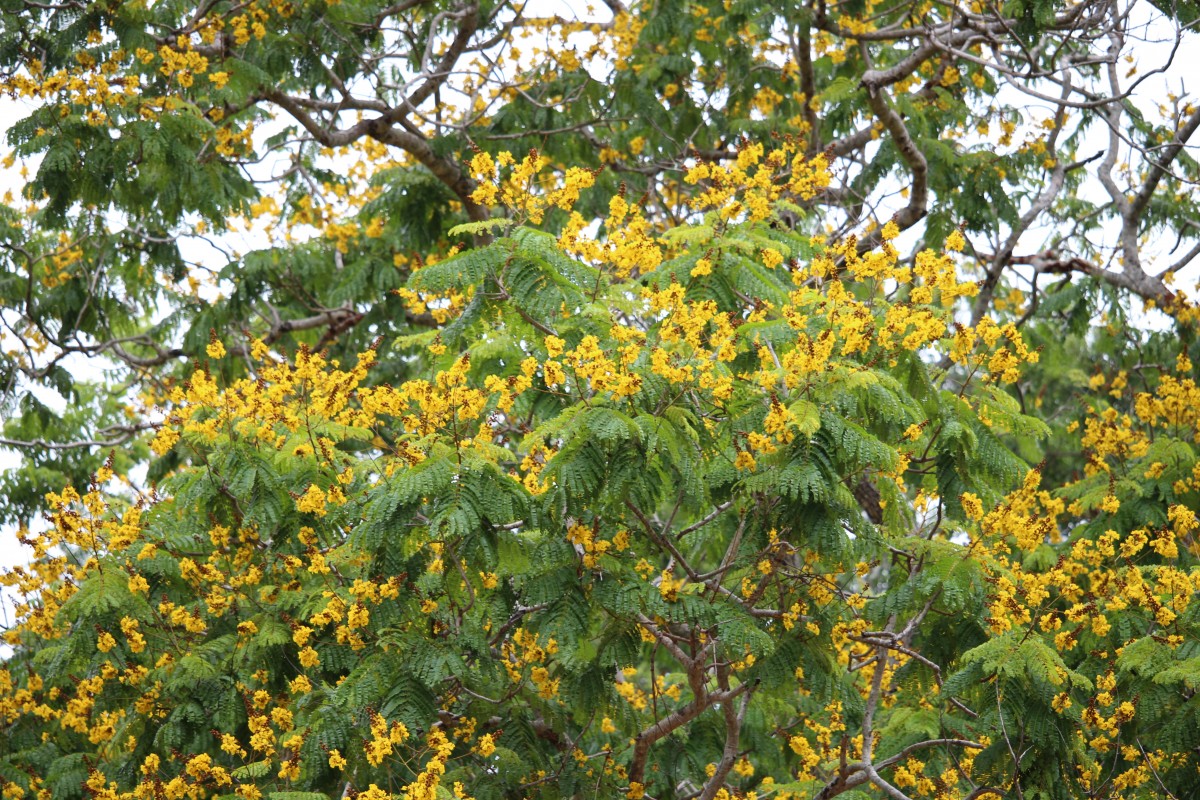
xmin=2 ymin=0 xmax=1200 ymax=799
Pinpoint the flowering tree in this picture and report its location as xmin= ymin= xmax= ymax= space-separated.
xmin=3 ymin=1 xmax=1200 ymax=799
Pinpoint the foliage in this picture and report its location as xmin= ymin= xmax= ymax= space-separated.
xmin=3 ymin=0 xmax=1200 ymax=799
xmin=1 ymin=0 xmax=1200 ymax=505
xmin=0 ymin=149 xmax=1198 ymax=800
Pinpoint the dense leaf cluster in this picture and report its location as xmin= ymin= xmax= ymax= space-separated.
xmin=2 ymin=0 xmax=1200 ymax=798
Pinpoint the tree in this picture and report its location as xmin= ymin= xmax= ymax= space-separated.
xmin=1 ymin=0 xmax=1200 ymax=798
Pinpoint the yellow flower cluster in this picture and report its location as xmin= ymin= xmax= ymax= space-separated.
xmin=397 ymin=730 xmax=462 ymax=800
xmin=365 ymin=710 xmax=409 ymax=766
xmin=788 ymin=701 xmax=852 ymax=782
xmin=501 ymin=627 xmax=560 ymax=699
xmin=469 ymin=149 xmax=598 ymax=224
xmin=961 ymin=348 xmax=1200 ymax=766
xmin=684 ymin=141 xmax=830 ymax=222
xmin=155 ymin=44 xmax=208 ymax=87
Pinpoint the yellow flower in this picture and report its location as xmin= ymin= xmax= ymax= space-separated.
xmin=659 ymin=569 xmax=685 ymax=602
xmin=295 ymin=484 xmax=327 ymax=517
xmin=960 ymin=492 xmax=984 ymax=520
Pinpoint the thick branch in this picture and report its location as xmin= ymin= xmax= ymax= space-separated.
xmin=698 ymin=673 xmax=755 ymax=800
xmin=857 ymin=70 xmax=928 ymax=252
xmin=626 ymin=683 xmax=751 ymax=785
xmin=1127 ymin=105 xmax=1200 ymax=222
xmin=0 ymin=423 xmax=158 ymax=452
